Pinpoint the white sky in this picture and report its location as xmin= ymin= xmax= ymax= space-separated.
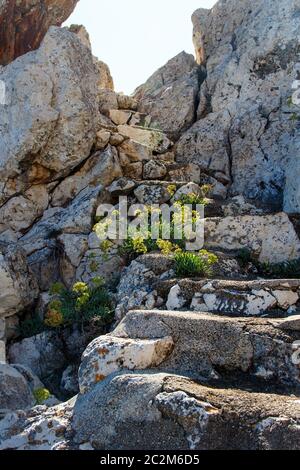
xmin=65 ymin=0 xmax=216 ymax=94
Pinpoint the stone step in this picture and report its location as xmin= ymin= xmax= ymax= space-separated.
xmin=78 ymin=309 xmax=300 ymax=393
xmin=157 ymin=278 xmax=300 ymax=317
xmin=72 ymin=371 xmax=300 ymax=450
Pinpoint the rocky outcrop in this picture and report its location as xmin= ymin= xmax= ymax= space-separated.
xmin=0 ymin=397 xmax=75 ymax=450
xmin=1 ymin=0 xmax=300 ymax=453
xmin=0 ymin=0 xmax=79 ymax=65
xmin=178 ymin=0 xmax=300 ymax=208
xmin=134 ymin=52 xmax=202 ymax=139
xmin=0 ymin=26 xmax=99 ymax=207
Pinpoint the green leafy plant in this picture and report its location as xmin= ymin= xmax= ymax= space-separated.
xmin=18 ymin=315 xmax=44 ymax=339
xmin=33 ymin=388 xmax=51 ymax=405
xmin=167 ymin=184 xmax=177 ymax=197
xmin=237 ymin=248 xmax=254 ymax=267
xmin=200 ymin=184 xmax=213 ymax=197
xmin=174 ymin=250 xmax=218 ymax=278
xmin=46 ymin=277 xmax=113 ymax=329
xmin=177 ymin=192 xmax=209 ymax=206
xmin=260 ymin=259 xmax=300 ymax=279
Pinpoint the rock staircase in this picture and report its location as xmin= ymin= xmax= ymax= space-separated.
xmin=1 ymin=122 xmax=300 ymax=453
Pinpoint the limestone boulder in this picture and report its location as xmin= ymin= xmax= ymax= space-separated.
xmin=0 ymin=398 xmax=75 ymax=450
xmin=9 ymin=332 xmax=67 ymax=381
xmin=134 ymin=52 xmax=201 ymax=139
xmin=117 ymin=125 xmax=172 ymax=154
xmin=72 ymin=372 xmax=300 ymax=450
xmin=0 ymin=26 xmax=99 ymax=206
xmin=204 ymin=213 xmax=300 ymax=264
xmin=176 ymin=111 xmax=231 ymax=179
xmin=19 ymin=185 xmax=103 ymax=290
xmin=284 ymin=136 xmax=300 ymax=214
xmin=134 ymin=183 xmax=172 ymax=205
xmin=0 ymin=185 xmax=49 ymax=233
xmin=0 ymin=364 xmax=36 ymax=414
xmin=51 ymin=146 xmax=122 ymax=207
xmin=79 ymin=335 xmax=174 ymax=393
xmin=143 ymin=161 xmax=167 ymax=180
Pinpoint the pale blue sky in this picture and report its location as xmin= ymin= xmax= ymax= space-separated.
xmin=65 ymin=0 xmax=216 ymax=94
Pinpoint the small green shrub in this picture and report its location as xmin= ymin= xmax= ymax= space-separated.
xmin=177 ymin=192 xmax=209 ymax=206
xmin=237 ymin=248 xmax=254 ymax=267
xmin=46 ymin=277 xmax=113 ymax=329
xmin=167 ymin=184 xmax=177 ymax=197
xmin=174 ymin=250 xmax=218 ymax=278
xmin=18 ymin=316 xmax=44 ymax=339
xmin=33 ymin=388 xmax=51 ymax=405
xmin=200 ymin=184 xmax=213 ymax=197
xmin=261 ymin=259 xmax=300 ymax=279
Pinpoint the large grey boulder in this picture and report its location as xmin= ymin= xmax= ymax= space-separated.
xmin=72 ymin=372 xmax=300 ymax=450
xmin=134 ymin=52 xmax=201 ymax=139
xmin=0 ymin=364 xmax=35 ymax=414
xmin=178 ymin=0 xmax=300 ymax=206
xmin=18 ymin=185 xmax=102 ymax=290
xmin=8 ymin=332 xmax=67 ymax=380
xmin=0 ymin=26 xmax=99 ymax=206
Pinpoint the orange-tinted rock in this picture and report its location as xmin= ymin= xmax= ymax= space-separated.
xmin=0 ymin=0 xmax=79 ymax=65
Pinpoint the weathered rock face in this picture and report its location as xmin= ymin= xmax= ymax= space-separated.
xmin=0 ymin=364 xmax=35 ymax=414
xmin=134 ymin=52 xmax=201 ymax=140
xmin=284 ymin=136 xmax=300 ymax=214
xmin=178 ymin=0 xmax=300 ymax=208
xmin=0 ymin=26 xmax=99 ymax=207
xmin=0 ymin=247 xmax=38 ymax=319
xmin=72 ymin=372 xmax=300 ymax=450
xmin=204 ymin=212 xmax=300 ymax=263
xmin=8 ymin=332 xmax=67 ymax=381
xmin=0 ymin=397 xmax=75 ymax=450
xmin=0 ymin=0 xmax=79 ymax=65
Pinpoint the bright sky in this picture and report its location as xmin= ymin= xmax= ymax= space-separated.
xmin=65 ymin=0 xmax=216 ymax=94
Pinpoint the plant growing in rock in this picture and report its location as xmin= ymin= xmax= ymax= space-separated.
xmin=18 ymin=315 xmax=45 ymax=339
xmin=260 ymin=259 xmax=300 ymax=279
xmin=177 ymin=192 xmax=209 ymax=206
xmin=174 ymin=250 xmax=218 ymax=278
xmin=33 ymin=388 xmax=51 ymax=405
xmin=200 ymin=184 xmax=213 ymax=197
xmin=237 ymin=248 xmax=254 ymax=267
xmin=167 ymin=184 xmax=177 ymax=197
xmin=45 ymin=277 xmax=113 ymax=329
